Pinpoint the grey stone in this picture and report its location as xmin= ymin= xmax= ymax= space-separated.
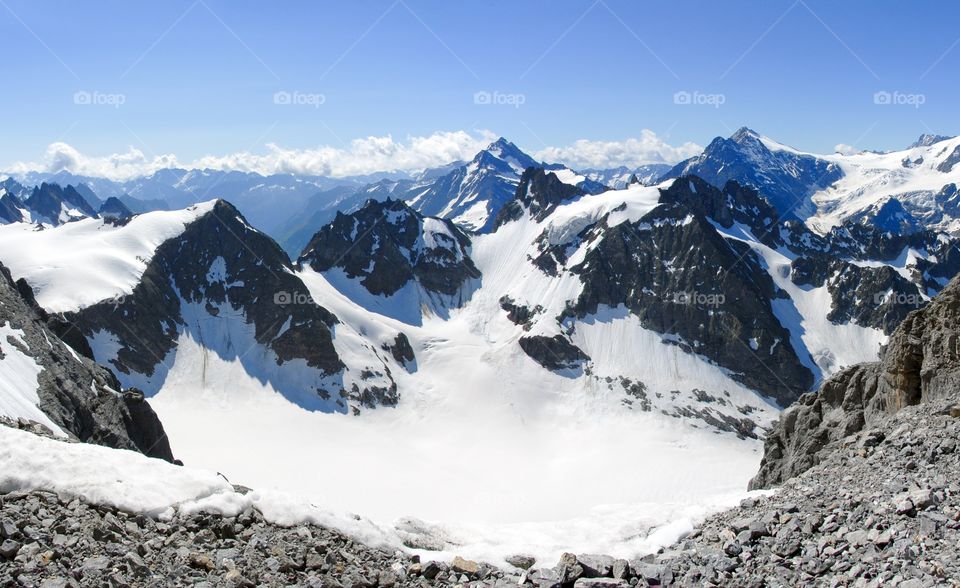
xmin=506 ymin=554 xmax=536 ymax=570
xmin=0 ymin=539 xmax=20 ymax=559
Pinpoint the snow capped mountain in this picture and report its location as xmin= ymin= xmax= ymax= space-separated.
xmin=361 ymin=138 xmax=607 ymax=234
xmin=4 ymin=166 xmax=957 ymax=431
xmin=662 ymin=127 xmax=842 ymax=221
xmin=12 ymin=169 xmax=402 ymax=237
xmin=663 ymin=128 xmax=960 ymax=237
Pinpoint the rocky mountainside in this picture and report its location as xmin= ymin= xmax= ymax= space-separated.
xmin=638 ymin=395 xmax=960 ymax=586
xmin=97 ymin=196 xmax=133 ymax=221
xmin=0 ymin=261 xmax=172 ymax=461
xmin=751 ymin=270 xmax=960 ymax=489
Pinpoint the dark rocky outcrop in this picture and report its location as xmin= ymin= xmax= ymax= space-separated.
xmin=494 ymin=168 xmax=585 ymax=227
xmin=24 ymin=183 xmax=99 ymax=225
xmin=518 ymin=335 xmax=590 ymax=372
xmin=0 ymin=191 xmax=25 ymax=224
xmin=383 ymin=333 xmax=416 ymax=368
xmin=300 ymin=198 xmax=480 ymax=300
xmin=0 ymin=262 xmax=173 ymax=461
xmin=936 ymin=144 xmax=960 ymax=173
xmin=499 ymin=296 xmax=542 ymax=331
xmin=751 ymin=272 xmax=960 ymax=489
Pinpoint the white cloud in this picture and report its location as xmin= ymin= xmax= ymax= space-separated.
xmin=190 ymin=130 xmax=498 ymax=178
xmin=7 ymin=142 xmax=181 ymax=183
xmin=533 ymin=130 xmax=702 ymax=170
xmin=6 ymin=129 xmax=702 ymax=182
xmin=834 ymin=143 xmax=860 ymax=156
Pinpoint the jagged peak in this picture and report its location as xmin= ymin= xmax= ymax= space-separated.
xmin=910 ymin=133 xmax=954 ymax=149
xmin=475 ymin=137 xmax=538 ymax=169
xmin=731 ymin=126 xmax=762 ymax=142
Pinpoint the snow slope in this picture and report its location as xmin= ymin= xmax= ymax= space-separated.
xmin=0 ymin=201 xmax=216 ymax=312
xmin=806 ymin=135 xmax=960 ymax=234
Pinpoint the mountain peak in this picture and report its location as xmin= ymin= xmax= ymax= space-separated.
xmin=731 ymin=127 xmax=762 ymax=143
xmin=486 ymin=136 xmax=515 ymax=150
xmin=909 ymin=133 xmax=954 ymax=149
xmin=482 ymin=137 xmax=535 ymax=162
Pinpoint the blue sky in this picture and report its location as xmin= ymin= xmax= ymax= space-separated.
xmin=2 ymin=0 xmax=958 ymax=176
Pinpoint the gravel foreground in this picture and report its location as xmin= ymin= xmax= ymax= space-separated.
xmin=3 ymin=395 xmax=960 ymax=587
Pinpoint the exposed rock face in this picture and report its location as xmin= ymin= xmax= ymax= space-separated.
xmin=300 ymin=198 xmax=480 ymax=304
xmin=565 ymin=177 xmax=813 ymax=406
xmin=781 ymin=209 xmax=960 ymax=335
xmin=499 ymin=296 xmax=542 ymax=331
xmin=751 ymin=273 xmax=960 ymax=489
xmin=494 ymin=168 xmax=586 ymax=227
xmin=0 ymin=191 xmax=26 ymax=224
xmin=647 ymin=395 xmax=960 ymax=586
xmin=518 ymin=335 xmax=590 ymax=372
xmin=0 ymin=262 xmax=173 ymax=461
xmin=936 ymin=144 xmax=960 ymax=173
xmin=24 ymin=183 xmax=99 ymax=225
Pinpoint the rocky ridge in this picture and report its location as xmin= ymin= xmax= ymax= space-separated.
xmin=0 ymin=261 xmax=172 ymax=462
